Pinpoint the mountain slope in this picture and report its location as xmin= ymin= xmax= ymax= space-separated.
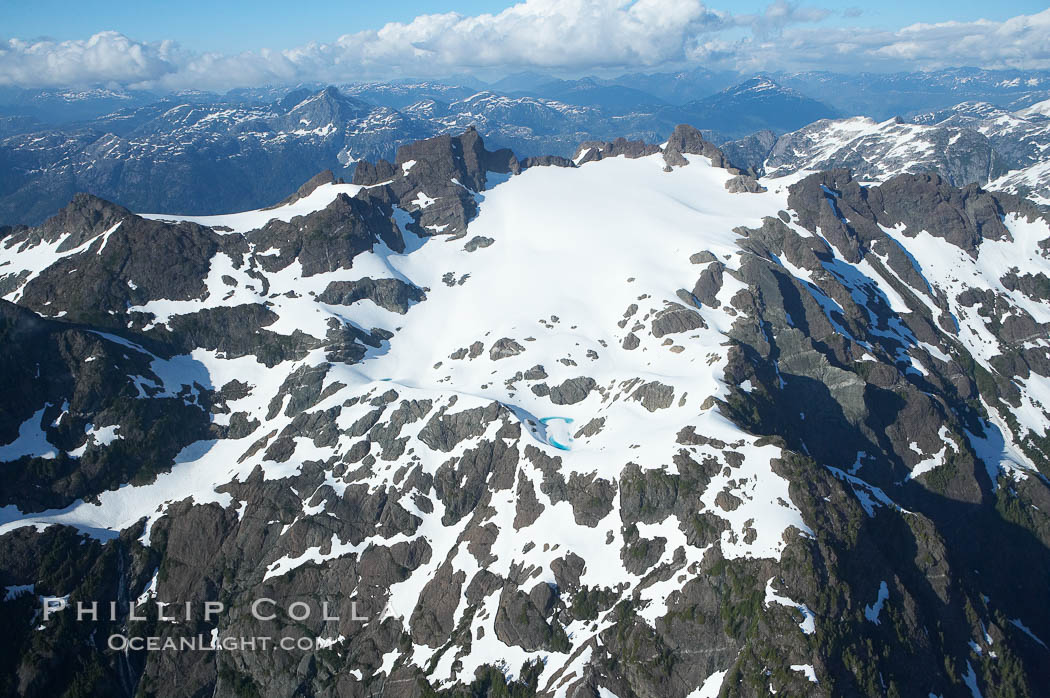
xmin=1 ymin=128 xmax=1049 ymax=697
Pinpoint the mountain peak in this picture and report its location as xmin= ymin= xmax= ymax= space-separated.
xmin=355 ymin=128 xmax=518 ymax=193
xmin=37 ymin=193 xmax=131 ymax=247
xmin=680 ymin=78 xmax=839 ymax=138
xmin=724 ymin=76 xmax=788 ymax=96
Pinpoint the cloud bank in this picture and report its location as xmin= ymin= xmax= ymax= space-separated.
xmin=1 ymin=0 xmax=1049 ymax=91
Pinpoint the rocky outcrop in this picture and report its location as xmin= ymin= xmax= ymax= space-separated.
xmin=651 ymin=301 xmax=706 ymax=337
xmin=521 ymin=155 xmax=576 ymax=169
xmin=354 ymin=128 xmax=522 ymax=238
xmin=250 ymin=192 xmax=402 ymax=274
xmin=489 ymin=337 xmax=525 ymax=361
xmin=317 ymin=277 xmax=426 ymax=314
xmin=725 ymin=174 xmax=767 ymax=193
xmin=573 ymin=137 xmax=661 ymax=164
xmin=662 ymin=124 xmax=742 ymax=172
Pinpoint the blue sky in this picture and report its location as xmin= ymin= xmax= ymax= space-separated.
xmin=1 ymin=1 xmax=1049 ymax=90
xmin=3 ymin=0 xmax=1047 ymax=53
xmin=3 ymin=0 xmax=516 ymax=52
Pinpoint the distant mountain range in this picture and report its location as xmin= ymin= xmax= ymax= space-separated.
xmin=2 ymin=68 xmax=1050 ymax=225
xmin=4 ymin=67 xmax=1048 ymax=127
xmin=0 ymin=78 xmax=831 ymax=224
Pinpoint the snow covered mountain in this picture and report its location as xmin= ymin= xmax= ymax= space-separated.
xmin=913 ymin=100 xmax=1050 ymax=206
xmin=751 ymin=115 xmax=1007 ymax=185
xmin=2 ymin=127 xmax=1049 ymax=697
xmin=0 ymin=87 xmax=158 ymax=124
xmin=913 ymin=100 xmax=1050 ymax=171
xmin=722 ymin=99 xmax=1050 ymax=205
xmin=6 ymin=71 xmax=1049 ymax=231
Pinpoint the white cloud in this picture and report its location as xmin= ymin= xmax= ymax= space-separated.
xmin=0 ymin=31 xmax=182 ymax=87
xmin=1 ymin=2 xmax=1049 ymax=91
xmin=729 ymin=8 xmax=1050 ymax=72
xmin=163 ymin=0 xmax=732 ymax=89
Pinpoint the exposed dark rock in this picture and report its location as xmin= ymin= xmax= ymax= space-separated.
xmin=464 ymin=235 xmax=494 ymax=252
xmin=631 ymin=381 xmax=675 ymax=412
xmin=489 ymin=337 xmax=525 ymax=361
xmin=548 ymin=377 xmax=597 ymax=405
xmin=651 ymin=302 xmax=706 ymax=337
xmin=317 ymin=277 xmax=426 ymax=314
xmin=521 ymin=155 xmax=576 ymax=169
xmin=725 ymin=174 xmax=767 ymax=193
xmin=250 ymin=192 xmax=401 ymax=275
xmin=573 ymin=138 xmax=661 ymax=165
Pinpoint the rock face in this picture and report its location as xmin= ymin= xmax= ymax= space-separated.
xmin=719 ymin=128 xmax=777 ymax=174
xmin=2 ymin=127 xmax=1050 ymax=698
xmin=354 ymin=127 xmax=520 ymax=238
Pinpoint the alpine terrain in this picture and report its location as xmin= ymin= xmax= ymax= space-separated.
xmin=1 ymin=124 xmax=1050 ymax=698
